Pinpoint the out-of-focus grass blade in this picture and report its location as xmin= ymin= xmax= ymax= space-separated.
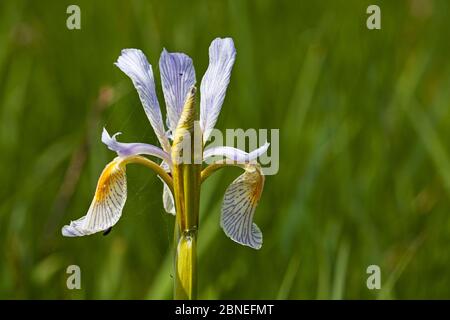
xmin=394 ymin=52 xmax=450 ymax=195
xmin=277 ymin=253 xmax=300 ymax=299
xmin=97 ymin=238 xmax=127 ymax=299
xmin=331 ymin=240 xmax=350 ymax=300
xmin=0 ymin=55 xmax=32 ymax=166
xmin=407 ymin=100 xmax=450 ymax=196
xmin=378 ymin=236 xmax=424 ymax=300
xmin=280 ymin=127 xmax=331 ymax=247
xmin=31 ymin=254 xmax=64 ymax=286
xmin=316 ymin=251 xmax=331 ymax=300
xmin=0 ymin=0 xmax=26 ymax=76
xmin=284 ymin=43 xmax=325 ymax=140
xmin=228 ymin=0 xmax=259 ymax=120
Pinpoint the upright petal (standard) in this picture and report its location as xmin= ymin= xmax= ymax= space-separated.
xmin=115 ymin=49 xmax=171 ymax=152
xmin=160 ymin=49 xmax=196 ymax=133
xmin=200 ymin=38 xmax=236 ymax=143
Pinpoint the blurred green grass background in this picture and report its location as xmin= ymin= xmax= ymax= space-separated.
xmin=1 ymin=0 xmax=450 ymax=299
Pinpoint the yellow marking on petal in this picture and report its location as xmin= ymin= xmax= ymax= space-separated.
xmin=94 ymin=158 xmax=125 ymax=202
xmin=245 ymin=164 xmax=265 ymax=206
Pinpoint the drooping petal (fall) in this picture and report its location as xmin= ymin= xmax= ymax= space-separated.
xmin=159 ymin=49 xmax=196 ymax=133
xmin=101 ymin=128 xmax=171 ymax=164
xmin=62 ymin=158 xmax=127 ymax=237
xmin=203 ymin=142 xmax=269 ymax=164
xmin=115 ymin=49 xmax=171 ymax=152
xmin=200 ymin=38 xmax=236 ymax=143
xmin=221 ymin=164 xmax=264 ymax=249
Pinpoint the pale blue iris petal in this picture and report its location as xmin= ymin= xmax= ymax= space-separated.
xmin=159 ymin=49 xmax=196 ymax=131
xmin=200 ymin=38 xmax=236 ymax=143
xmin=102 ymin=128 xmax=171 ymax=164
xmin=203 ymin=142 xmax=269 ymax=163
xmin=115 ymin=49 xmax=171 ymax=152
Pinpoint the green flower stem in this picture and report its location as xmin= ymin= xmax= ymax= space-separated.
xmin=183 ymin=162 xmax=201 ymax=230
xmin=171 ymin=87 xmax=201 ymax=300
xmin=172 ymin=161 xmax=200 ymax=300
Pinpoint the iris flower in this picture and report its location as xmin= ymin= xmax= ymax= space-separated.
xmin=62 ymin=38 xmax=269 ymax=299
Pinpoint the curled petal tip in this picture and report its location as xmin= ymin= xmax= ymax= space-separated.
xmin=62 ymin=224 xmax=83 ymax=237
xmin=61 ymin=225 xmax=73 ymax=237
xmin=101 ymin=128 xmax=122 ymax=144
xmin=101 ymin=127 xmax=111 ymax=142
xmin=61 ymin=216 xmax=89 ymax=237
xmin=261 ymin=141 xmax=270 ymax=155
xmin=112 ymin=132 xmax=122 ymax=139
